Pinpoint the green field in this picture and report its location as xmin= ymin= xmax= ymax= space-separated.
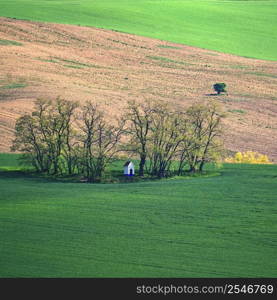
xmin=0 ymin=153 xmax=276 ymax=277
xmin=0 ymin=0 xmax=276 ymax=60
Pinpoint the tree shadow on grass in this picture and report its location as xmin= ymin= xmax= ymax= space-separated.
xmin=0 ymin=169 xmax=81 ymax=184
xmin=0 ymin=168 xmax=224 ymax=185
xmin=0 ymin=169 xmax=30 ymax=179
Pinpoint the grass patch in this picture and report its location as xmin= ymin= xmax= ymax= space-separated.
xmin=55 ymin=57 xmax=92 ymax=67
xmin=246 ymin=72 xmax=277 ymax=79
xmin=157 ymin=45 xmax=181 ymax=50
xmin=37 ymin=57 xmax=103 ymax=69
xmin=37 ymin=58 xmax=59 ymax=63
xmin=228 ymin=109 xmax=246 ymax=114
xmin=0 ymin=83 xmax=27 ymax=89
xmin=147 ymin=56 xmax=187 ymax=65
xmin=107 ymin=38 xmax=150 ymax=50
xmin=0 ymin=153 xmax=22 ymax=169
xmin=63 ymin=64 xmax=84 ymax=69
xmin=228 ymin=65 xmax=249 ymax=70
xmin=107 ymin=38 xmax=129 ymax=46
xmin=0 ymin=39 xmax=23 ymax=46
xmin=53 ymin=57 xmax=103 ymax=69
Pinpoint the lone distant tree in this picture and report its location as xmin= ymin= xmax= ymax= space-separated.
xmin=213 ymin=83 xmax=227 ymax=95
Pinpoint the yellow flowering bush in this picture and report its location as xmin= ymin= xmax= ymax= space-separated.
xmin=225 ymin=151 xmax=272 ymax=164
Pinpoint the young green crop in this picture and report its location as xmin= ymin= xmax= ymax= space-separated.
xmin=0 ymin=153 xmax=276 ymax=277
xmin=0 ymin=0 xmax=276 ymax=60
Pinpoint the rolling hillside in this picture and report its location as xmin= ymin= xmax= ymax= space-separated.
xmin=0 ymin=0 xmax=277 ymax=60
xmin=0 ymin=18 xmax=276 ymax=160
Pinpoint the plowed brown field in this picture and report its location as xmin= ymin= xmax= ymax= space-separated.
xmin=0 ymin=17 xmax=276 ymax=161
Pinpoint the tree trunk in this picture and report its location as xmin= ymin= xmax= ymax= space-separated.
xmin=53 ymin=159 xmax=59 ymax=175
xmin=178 ymin=159 xmax=185 ymax=176
xmin=139 ymin=154 xmax=146 ymax=176
xmin=189 ymin=166 xmax=196 ymax=173
xmin=67 ymin=157 xmax=72 ymax=175
xmin=199 ymin=161 xmax=205 ymax=172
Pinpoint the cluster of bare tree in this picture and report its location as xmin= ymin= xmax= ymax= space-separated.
xmin=12 ymin=98 xmax=225 ymax=182
xmin=126 ymin=100 xmax=225 ymax=177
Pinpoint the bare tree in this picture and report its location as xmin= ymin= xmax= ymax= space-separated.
xmin=11 ymin=114 xmax=49 ymax=172
xmin=34 ymin=98 xmax=78 ymax=175
xmin=148 ymin=105 xmax=182 ymax=177
xmin=125 ymin=100 xmax=154 ymax=176
xmin=12 ymin=98 xmax=78 ymax=175
xmin=178 ymin=101 xmax=225 ymax=173
xmin=198 ymin=102 xmax=225 ymax=171
xmin=79 ymin=101 xmax=125 ymax=182
xmin=57 ymin=99 xmax=79 ymax=175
